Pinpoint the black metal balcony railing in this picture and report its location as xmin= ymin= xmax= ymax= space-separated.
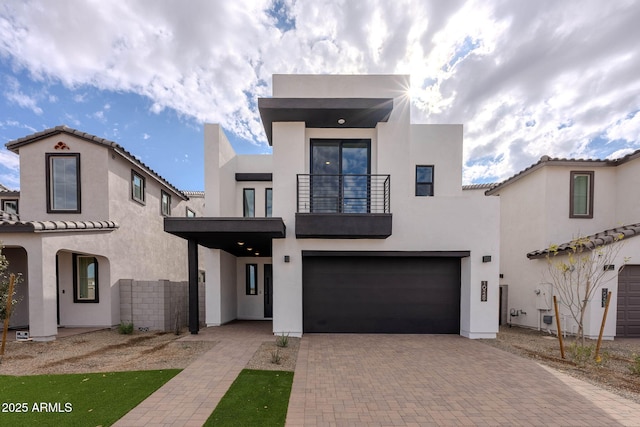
xmin=297 ymin=174 xmax=391 ymax=214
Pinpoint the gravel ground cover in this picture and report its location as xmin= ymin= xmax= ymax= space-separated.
xmin=0 ymin=329 xmax=215 ymax=375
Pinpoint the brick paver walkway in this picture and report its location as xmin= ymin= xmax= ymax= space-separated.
xmin=286 ymin=334 xmax=640 ymax=426
xmin=114 ymin=323 xmax=640 ymax=426
xmin=114 ymin=321 xmax=271 ymax=427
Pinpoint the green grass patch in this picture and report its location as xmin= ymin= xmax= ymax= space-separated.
xmin=0 ymin=370 xmax=180 ymax=426
xmin=205 ymin=369 xmax=294 ymax=427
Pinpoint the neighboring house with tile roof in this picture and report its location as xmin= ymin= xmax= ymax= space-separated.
xmin=486 ymin=151 xmax=640 ymax=338
xmin=165 ymin=74 xmax=501 ymax=339
xmin=0 ymin=126 xmax=204 ymax=341
xmin=0 ymin=183 xmax=20 ymax=216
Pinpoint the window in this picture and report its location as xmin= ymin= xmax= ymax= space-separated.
xmin=570 ymin=171 xmax=594 ymax=218
xmin=265 ymin=188 xmax=272 ymax=217
xmin=416 ymin=165 xmax=434 ymax=196
xmin=186 ymin=208 xmax=196 ymax=217
xmin=243 ymin=188 xmax=255 ymax=217
xmin=1 ymin=199 xmax=18 ymax=214
xmin=131 ymin=171 xmax=145 ymax=204
xmin=73 ymin=254 xmax=98 ymax=303
xmin=246 ymin=264 xmax=258 ymax=295
xmin=46 ymin=153 xmax=80 ymax=212
xmin=161 ymin=191 xmax=171 ymax=216
xmin=310 ymin=139 xmax=371 ymax=213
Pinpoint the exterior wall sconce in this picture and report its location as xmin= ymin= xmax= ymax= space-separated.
xmin=482 ymin=255 xmax=492 ymax=263
xmin=284 ymin=255 xmax=290 ymax=263
xmin=604 ymin=264 xmax=615 ymax=271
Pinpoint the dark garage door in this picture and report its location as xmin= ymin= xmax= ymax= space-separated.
xmin=303 ymin=255 xmax=461 ymax=333
xmin=617 ymin=265 xmax=640 ymax=337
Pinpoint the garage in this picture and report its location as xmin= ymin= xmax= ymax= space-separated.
xmin=302 ymin=252 xmax=462 ymax=333
xmin=617 ymin=265 xmax=640 ymax=337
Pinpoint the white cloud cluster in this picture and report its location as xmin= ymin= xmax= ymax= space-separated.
xmin=0 ymin=0 xmax=639 ymax=183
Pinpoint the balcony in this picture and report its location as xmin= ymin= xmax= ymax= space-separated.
xmin=296 ymin=174 xmax=392 ymax=238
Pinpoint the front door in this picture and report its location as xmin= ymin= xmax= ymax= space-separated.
xmin=264 ymin=264 xmax=273 ymax=318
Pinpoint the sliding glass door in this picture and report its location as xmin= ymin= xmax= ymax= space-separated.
xmin=310 ymin=139 xmax=370 ymax=213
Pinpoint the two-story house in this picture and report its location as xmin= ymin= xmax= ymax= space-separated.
xmin=487 ymin=153 xmax=640 ymax=338
xmin=166 ymin=74 xmax=501 ymax=338
xmin=0 ymin=127 xmax=204 ymax=341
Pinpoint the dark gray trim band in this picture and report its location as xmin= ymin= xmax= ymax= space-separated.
xmin=302 ymin=250 xmax=471 ymax=258
xmin=235 ymin=173 xmax=273 ymax=182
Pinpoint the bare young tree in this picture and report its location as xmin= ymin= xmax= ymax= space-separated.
xmin=545 ymin=234 xmax=627 ymax=346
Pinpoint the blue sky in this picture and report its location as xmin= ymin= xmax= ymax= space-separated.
xmin=1 ymin=0 xmax=639 ymax=191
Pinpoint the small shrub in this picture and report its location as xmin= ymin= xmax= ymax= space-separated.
xmin=118 ymin=322 xmax=134 ymax=335
xmin=567 ymin=342 xmax=593 ymax=366
xmin=276 ymin=333 xmax=289 ymax=348
xmin=270 ymin=348 xmax=281 ymax=365
xmin=630 ymin=355 xmax=640 ymax=376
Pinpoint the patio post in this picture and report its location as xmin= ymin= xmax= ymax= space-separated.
xmin=188 ymin=238 xmax=199 ymax=334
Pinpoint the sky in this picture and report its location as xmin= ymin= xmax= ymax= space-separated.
xmin=1 ymin=0 xmax=639 ymax=192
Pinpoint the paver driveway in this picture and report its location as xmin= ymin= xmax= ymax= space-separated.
xmin=286 ymin=334 xmax=640 ymax=426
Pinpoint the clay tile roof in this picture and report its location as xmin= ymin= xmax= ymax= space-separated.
xmin=182 ymin=190 xmax=205 ymax=197
xmin=486 ymin=149 xmax=640 ymax=196
xmin=462 ymin=183 xmax=496 ymax=190
xmin=526 ymin=223 xmax=640 ymax=259
xmin=0 ymin=219 xmax=119 ymax=233
xmin=5 ymin=125 xmax=187 ymax=200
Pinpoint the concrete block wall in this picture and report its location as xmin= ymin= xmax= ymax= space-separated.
xmin=119 ymin=279 xmax=206 ymax=332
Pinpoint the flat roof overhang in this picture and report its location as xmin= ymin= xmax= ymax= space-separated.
xmin=164 ymin=217 xmax=286 ymax=257
xmin=258 ymin=97 xmax=394 ymax=145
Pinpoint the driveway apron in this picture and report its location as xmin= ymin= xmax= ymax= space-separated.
xmin=286 ymin=334 xmax=640 ymax=426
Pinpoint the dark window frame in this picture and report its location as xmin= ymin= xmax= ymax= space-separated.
xmin=46 ymin=153 xmax=81 ymax=213
xmin=246 ymin=263 xmax=258 ymax=295
xmin=243 ymin=188 xmax=255 ymax=217
xmin=265 ymin=188 xmax=273 ymax=218
xmin=72 ymin=254 xmax=99 ymax=303
xmin=131 ymin=170 xmax=146 ymax=205
xmin=415 ymin=165 xmax=434 ymax=196
xmin=569 ymin=171 xmax=594 ymax=218
xmin=161 ymin=190 xmax=171 ymax=216
xmin=1 ymin=199 xmax=19 ymax=214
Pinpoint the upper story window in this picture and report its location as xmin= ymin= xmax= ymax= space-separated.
xmin=1 ymin=199 xmax=18 ymax=214
xmin=131 ymin=171 xmax=145 ymax=204
xmin=243 ymin=188 xmax=255 ymax=217
xmin=186 ymin=208 xmax=196 ymax=217
xmin=73 ymin=254 xmax=99 ymax=303
xmin=46 ymin=153 xmax=81 ymax=213
xmin=570 ymin=171 xmax=594 ymax=218
xmin=265 ymin=188 xmax=272 ymax=217
xmin=161 ymin=191 xmax=171 ymax=216
xmin=415 ymin=165 xmax=434 ymax=196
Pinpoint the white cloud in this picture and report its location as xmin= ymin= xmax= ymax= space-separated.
xmin=0 ymin=0 xmax=639 ymax=182
xmin=3 ymin=76 xmax=43 ymax=115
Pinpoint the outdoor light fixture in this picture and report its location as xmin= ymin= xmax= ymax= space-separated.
xmin=337 ymin=118 xmax=346 ymax=125
xmin=482 ymin=255 xmax=492 ymax=263
xmin=237 ymin=241 xmax=244 ymax=246
xmin=284 ymin=255 xmax=290 ymax=263
xmin=604 ymin=264 xmax=615 ymax=271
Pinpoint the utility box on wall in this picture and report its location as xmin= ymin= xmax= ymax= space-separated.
xmin=535 ymin=283 xmax=553 ymax=310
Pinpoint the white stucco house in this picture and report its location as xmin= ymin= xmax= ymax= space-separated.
xmin=487 ymin=153 xmax=640 ymax=338
xmin=0 ymin=127 xmax=204 ymax=341
xmin=165 ymin=74 xmax=501 ymax=338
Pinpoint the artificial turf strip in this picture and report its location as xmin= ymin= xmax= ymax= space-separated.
xmin=0 ymin=369 xmax=180 ymax=427
xmin=205 ymin=369 xmax=294 ymax=427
